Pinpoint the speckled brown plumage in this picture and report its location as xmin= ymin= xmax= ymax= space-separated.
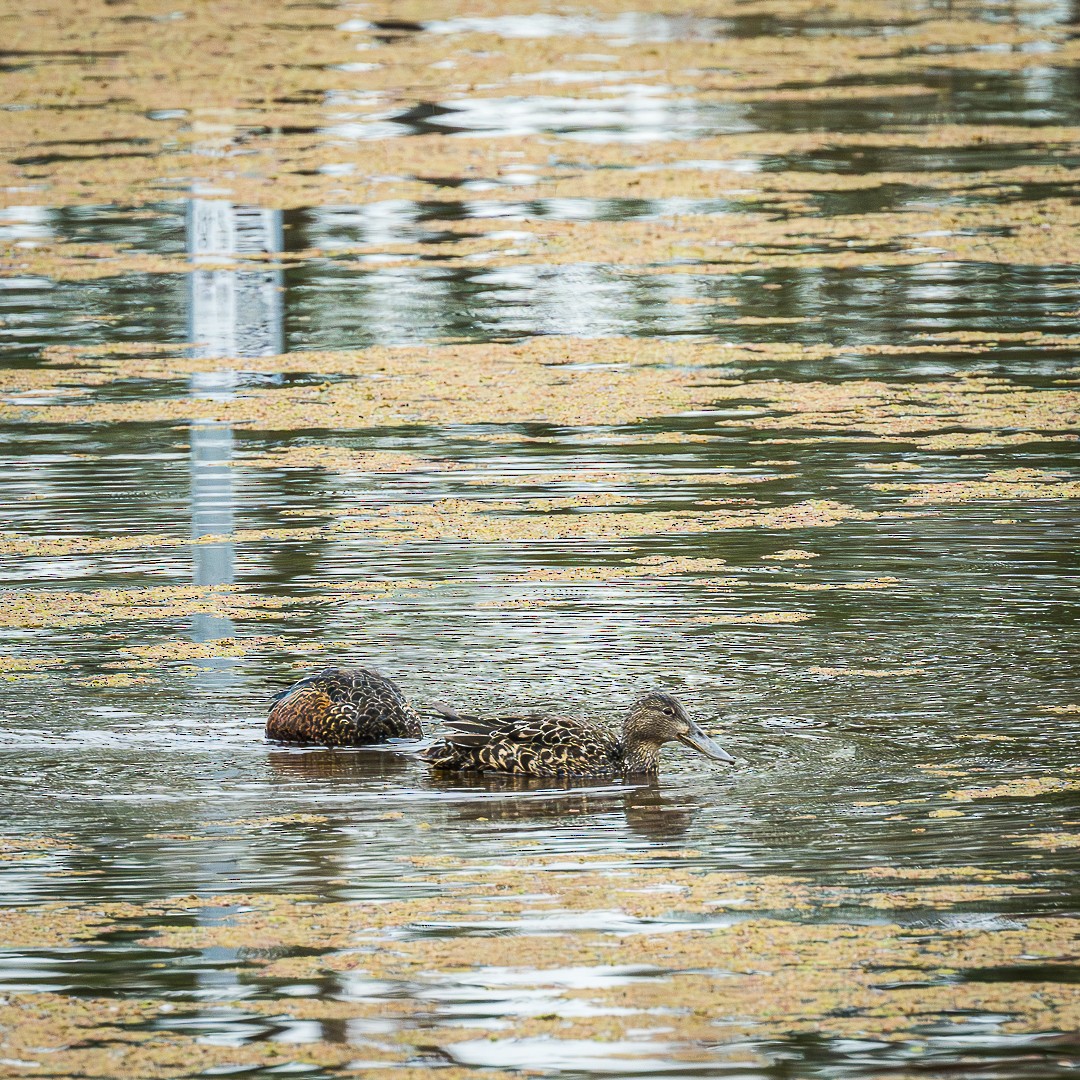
xmin=422 ymin=710 xmax=621 ymax=777
xmin=420 ymin=691 xmax=735 ymax=777
xmin=266 ymin=666 xmax=423 ymax=746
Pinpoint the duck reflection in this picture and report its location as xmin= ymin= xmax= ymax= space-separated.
xmin=622 ymin=781 xmax=698 ymax=842
xmin=265 ymin=746 xmax=415 ymax=786
xmin=427 ymin=773 xmax=698 ymax=841
xmin=264 ymin=752 xmax=702 ymax=840
xmin=429 ymin=772 xmax=622 ymax=822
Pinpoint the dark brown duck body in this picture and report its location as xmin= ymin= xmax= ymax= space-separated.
xmin=266 ymin=666 xmax=423 ymax=746
xmin=421 ymin=691 xmax=734 ymax=777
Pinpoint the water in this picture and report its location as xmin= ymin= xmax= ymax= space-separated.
xmin=1 ymin=0 xmax=1079 ymax=1076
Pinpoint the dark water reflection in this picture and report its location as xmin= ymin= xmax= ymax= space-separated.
xmin=366 ymin=1 xmax=1080 ymax=43
xmin=403 ymin=70 xmax=1080 ymax=142
xmin=2 ymin=232 xmax=1078 ymax=358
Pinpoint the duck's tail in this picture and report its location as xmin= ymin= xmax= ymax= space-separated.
xmin=416 ymin=702 xmax=496 ymax=769
xmin=414 ymin=700 xmax=465 ymax=722
xmin=418 ymin=739 xmax=474 ymax=770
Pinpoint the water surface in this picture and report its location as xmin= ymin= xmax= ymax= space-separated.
xmin=1 ymin=0 xmax=1078 ymax=1076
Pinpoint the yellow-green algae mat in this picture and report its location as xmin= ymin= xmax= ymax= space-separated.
xmin=2 ymin=0 xmax=1080 ymax=212
xmin=1 ymin=845 xmax=1078 ymax=1078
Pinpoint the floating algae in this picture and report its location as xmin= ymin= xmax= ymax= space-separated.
xmin=0 ymin=527 xmax=326 ymax=559
xmin=3 ymin=855 xmax=1073 ymax=1073
xmin=870 ymin=468 xmax=1080 ymax=505
xmin=0 ymin=585 xmax=305 ymax=629
xmin=946 ymin=777 xmax=1080 ymax=801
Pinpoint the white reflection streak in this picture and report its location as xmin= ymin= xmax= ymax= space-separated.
xmin=0 ymin=204 xmax=55 ymax=242
xmin=532 ymin=264 xmax=622 ymax=337
xmin=188 ymin=198 xmax=283 ymax=677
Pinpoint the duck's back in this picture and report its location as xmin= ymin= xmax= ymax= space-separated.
xmin=266 ymin=666 xmax=423 ymax=746
xmin=422 ymin=709 xmax=622 ymax=777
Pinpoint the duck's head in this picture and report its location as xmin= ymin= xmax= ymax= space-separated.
xmin=624 ymin=692 xmax=736 ymax=765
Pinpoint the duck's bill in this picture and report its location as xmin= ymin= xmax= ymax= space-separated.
xmin=678 ymin=723 xmax=736 ymax=764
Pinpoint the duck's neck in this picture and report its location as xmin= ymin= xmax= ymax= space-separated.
xmin=621 ymin=739 xmax=662 ymax=776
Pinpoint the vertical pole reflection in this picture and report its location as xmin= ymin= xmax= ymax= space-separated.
xmin=188 ymin=199 xmax=283 ymax=679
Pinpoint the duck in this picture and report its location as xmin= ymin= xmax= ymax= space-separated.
xmin=419 ymin=690 xmax=735 ymax=777
xmin=266 ymin=666 xmax=424 ymax=746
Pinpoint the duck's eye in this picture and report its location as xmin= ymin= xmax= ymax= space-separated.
xmin=663 ymin=707 xmax=675 ymax=716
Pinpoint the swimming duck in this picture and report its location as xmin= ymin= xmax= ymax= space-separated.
xmin=266 ymin=666 xmax=424 ymax=746
xmin=420 ymin=690 xmax=734 ymax=777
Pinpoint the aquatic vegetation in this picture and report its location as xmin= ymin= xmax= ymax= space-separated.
xmin=1019 ymin=833 xmax=1080 ymax=851
xmin=763 ymin=548 xmax=818 ymax=560
xmin=692 ymin=610 xmax=812 ymax=624
xmin=0 ymin=654 xmax=63 ymax=674
xmin=946 ymin=777 xmax=1080 ymax=801
xmin=237 ymin=445 xmax=465 ymax=473
xmin=0 ymin=855 xmax=1072 ymax=1073
xmin=0 ymin=527 xmax=326 ymax=558
xmin=871 ymin=468 xmax=1080 ymax=504
xmin=328 ymin=496 xmax=880 ymax=543
xmin=807 ymin=665 xmax=924 ymax=677
xmin=0 ymin=835 xmax=83 ymax=864
xmin=0 ymin=585 xmax=304 ymax=629
xmin=0 ymin=994 xmax=413 ymax=1078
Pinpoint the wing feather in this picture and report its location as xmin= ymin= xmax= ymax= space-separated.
xmin=424 ymin=706 xmax=620 ymax=777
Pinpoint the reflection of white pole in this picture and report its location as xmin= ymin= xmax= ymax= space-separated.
xmin=190 ymin=409 xmax=235 ymax=647
xmin=0 ymin=204 xmax=55 ymax=242
xmin=187 ymin=199 xmax=283 ymax=669
xmin=188 ymin=200 xmax=283 ymax=359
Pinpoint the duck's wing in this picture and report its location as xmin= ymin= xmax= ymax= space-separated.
xmin=266 ymin=677 xmax=337 ymax=744
xmin=421 ymin=709 xmax=619 ymax=777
